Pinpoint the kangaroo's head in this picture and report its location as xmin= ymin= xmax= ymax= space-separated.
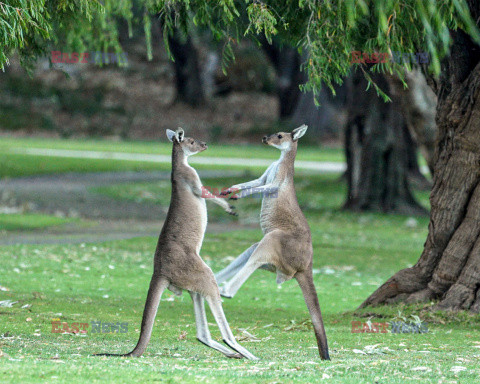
xmin=262 ymin=124 xmax=308 ymax=150
xmin=166 ymin=128 xmax=207 ymax=156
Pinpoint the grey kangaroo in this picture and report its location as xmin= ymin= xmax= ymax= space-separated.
xmin=98 ymin=128 xmax=257 ymax=360
xmin=216 ymin=125 xmax=330 ymax=360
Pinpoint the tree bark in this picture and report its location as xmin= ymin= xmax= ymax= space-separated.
xmin=168 ymin=29 xmax=205 ymax=106
xmin=261 ymin=41 xmax=304 ymax=118
xmin=403 ymin=122 xmax=432 ymax=191
xmin=343 ymin=70 xmax=427 ymax=215
xmin=291 ymin=81 xmax=348 ymax=141
xmin=361 ymin=15 xmax=480 ymax=311
xmin=387 ymin=70 xmax=437 ymax=176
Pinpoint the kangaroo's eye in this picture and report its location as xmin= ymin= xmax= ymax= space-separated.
xmin=190 ymin=139 xmax=194 ymax=144
xmin=278 ymin=134 xmax=283 ymax=139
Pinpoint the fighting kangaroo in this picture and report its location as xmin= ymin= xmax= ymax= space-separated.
xmin=216 ymin=125 xmax=330 ymax=360
xmin=98 ymin=128 xmax=257 ymax=360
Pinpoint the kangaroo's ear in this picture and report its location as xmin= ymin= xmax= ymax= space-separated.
xmin=176 ymin=127 xmax=185 ymax=143
xmin=291 ymin=124 xmax=308 ymax=141
xmin=166 ymin=129 xmax=176 ymax=142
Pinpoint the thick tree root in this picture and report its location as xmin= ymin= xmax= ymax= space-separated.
xmin=433 ymin=284 xmax=477 ymax=311
xmin=361 ymin=273 xmax=480 ymax=312
xmin=359 ymin=267 xmax=428 ymax=308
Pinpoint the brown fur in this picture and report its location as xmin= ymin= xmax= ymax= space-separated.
xmin=99 ymin=128 xmax=257 ymax=360
xmin=217 ymin=125 xmax=330 ymax=360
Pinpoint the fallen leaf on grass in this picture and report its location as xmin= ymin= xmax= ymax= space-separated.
xmin=284 ymin=319 xmax=312 ymax=331
xmin=178 ymin=331 xmax=187 ymax=340
xmin=0 ymin=300 xmax=18 ymax=307
xmin=412 ymin=367 xmax=431 ymax=372
xmin=238 ymin=329 xmax=259 ymax=342
xmin=237 ymin=329 xmax=273 ymax=343
xmin=352 ymin=349 xmax=367 ymax=355
xmin=352 ymin=345 xmax=392 ymax=355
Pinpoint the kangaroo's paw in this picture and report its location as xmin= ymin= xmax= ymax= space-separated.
xmin=219 ymin=286 xmax=234 ymax=299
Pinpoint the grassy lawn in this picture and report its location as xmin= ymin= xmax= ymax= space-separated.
xmin=2 ymin=218 xmax=480 ymax=382
xmin=1 ymin=136 xmax=468 ymax=383
xmin=2 ymin=170 xmax=477 ymax=382
xmin=0 ymin=136 xmax=343 ymax=178
xmin=0 ymin=136 xmax=345 ymax=161
xmin=0 ymin=213 xmax=77 ymax=231
xmin=0 ymin=152 xmax=174 ymax=179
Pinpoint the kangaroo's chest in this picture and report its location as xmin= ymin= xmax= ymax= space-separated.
xmin=174 ymin=170 xmax=208 ymax=251
xmin=260 ymin=165 xmax=285 ymax=232
xmin=265 ymin=162 xmax=280 ymax=185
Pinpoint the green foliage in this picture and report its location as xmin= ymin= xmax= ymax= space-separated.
xmin=154 ymin=0 xmax=480 ymax=99
xmin=0 ymin=0 xmax=137 ymax=71
xmin=2 ymin=1 xmax=479 ymax=95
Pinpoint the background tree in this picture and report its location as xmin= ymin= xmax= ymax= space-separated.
xmin=343 ymin=69 xmax=426 ymax=215
xmin=261 ymin=39 xmax=349 ymax=141
xmin=165 ymin=23 xmax=206 ymax=106
xmin=4 ymin=0 xmax=480 ymax=311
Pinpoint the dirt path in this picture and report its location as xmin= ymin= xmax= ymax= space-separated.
xmin=0 ymin=170 xmax=245 ymax=220
xmin=0 ymin=170 xmax=249 ymax=245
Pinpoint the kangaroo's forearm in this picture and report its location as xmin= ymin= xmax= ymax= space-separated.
xmin=209 ymin=197 xmax=230 ymax=209
xmin=233 ymin=178 xmax=265 ymax=191
xmin=238 ymin=183 xmax=278 ymax=198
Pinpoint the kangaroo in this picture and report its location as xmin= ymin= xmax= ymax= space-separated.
xmin=216 ymin=125 xmax=330 ymax=360
xmin=98 ymin=128 xmax=257 ymax=360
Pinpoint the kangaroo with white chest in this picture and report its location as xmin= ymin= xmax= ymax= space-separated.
xmin=216 ymin=125 xmax=330 ymax=360
xmin=98 ymin=128 xmax=257 ymax=360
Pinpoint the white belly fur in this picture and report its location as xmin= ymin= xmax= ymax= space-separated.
xmin=196 ymin=198 xmax=208 ymax=254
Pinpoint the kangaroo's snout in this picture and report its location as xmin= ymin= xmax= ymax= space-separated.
xmin=201 ymin=141 xmax=208 ymax=150
xmin=262 ymin=136 xmax=268 ymax=144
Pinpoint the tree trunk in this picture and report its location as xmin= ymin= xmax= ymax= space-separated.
xmin=361 ymin=19 xmax=480 ymax=312
xmin=262 ymin=41 xmax=348 ymax=140
xmin=291 ymin=80 xmax=348 ymax=141
xmin=343 ymin=70 xmax=426 ymax=215
xmin=168 ymin=29 xmax=205 ymax=106
xmin=261 ymin=41 xmax=304 ymax=118
xmin=403 ymin=123 xmax=432 ymax=191
xmin=387 ymin=70 xmax=437 ymax=175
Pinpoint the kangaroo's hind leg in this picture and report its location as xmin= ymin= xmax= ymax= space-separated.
xmin=219 ymin=231 xmax=282 ymax=298
xmin=95 ymin=274 xmax=169 ymax=357
xmin=215 ymin=243 xmax=259 ymax=284
xmin=205 ymin=294 xmax=259 ymax=360
xmin=125 ymin=275 xmax=169 ymax=357
xmin=295 ymin=270 xmax=330 ymax=360
xmin=189 ymin=291 xmax=242 ymax=359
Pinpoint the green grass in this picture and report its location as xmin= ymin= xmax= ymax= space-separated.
xmin=0 ymin=213 xmax=76 ymax=231
xmin=0 ymin=136 xmax=344 ymax=161
xmin=0 ymin=136 xmax=459 ymax=383
xmin=2 ymin=173 xmax=475 ymax=383
xmin=0 ymin=152 xmax=173 ymax=179
xmin=1 ymin=224 xmax=479 ymax=382
xmin=0 ymin=136 xmax=344 ymax=178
